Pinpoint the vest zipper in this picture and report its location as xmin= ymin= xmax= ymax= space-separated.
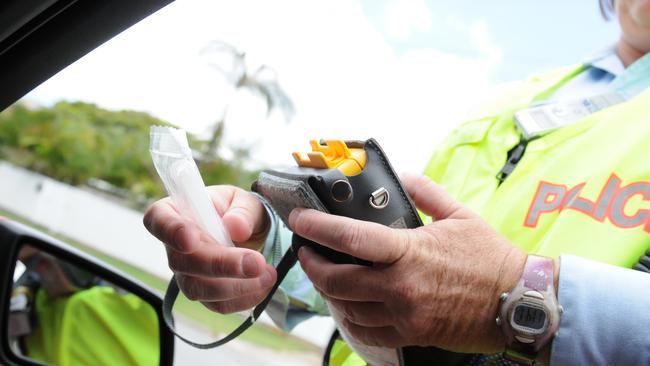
xmin=496 ymin=138 xmax=528 ymax=186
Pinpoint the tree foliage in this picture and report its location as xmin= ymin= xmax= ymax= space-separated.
xmin=0 ymin=101 xmax=259 ymax=207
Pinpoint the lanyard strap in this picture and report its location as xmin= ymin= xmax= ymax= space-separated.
xmin=514 ymin=53 xmax=650 ymax=140
xmin=161 ymin=243 xmax=299 ymax=349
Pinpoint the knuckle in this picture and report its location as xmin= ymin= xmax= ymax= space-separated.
xmin=393 ymin=283 xmax=416 ymax=304
xmin=162 ymin=219 xmax=183 ymax=246
xmin=400 ymin=230 xmax=418 ymax=255
xmin=230 ymin=280 xmax=247 ymax=298
xmin=178 ymin=277 xmax=202 ymax=301
xmin=209 ymin=253 xmax=230 ymax=276
xmin=167 ymin=252 xmax=184 ymax=272
xmin=338 ymin=224 xmax=364 ymax=253
xmin=321 ymin=274 xmax=340 ymax=295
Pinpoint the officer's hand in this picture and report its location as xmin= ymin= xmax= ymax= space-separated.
xmin=290 ymin=173 xmax=529 ymax=353
xmin=143 ymin=185 xmax=277 ymax=314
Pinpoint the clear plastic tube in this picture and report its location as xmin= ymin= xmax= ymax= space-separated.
xmin=150 ymin=126 xmax=233 ymax=247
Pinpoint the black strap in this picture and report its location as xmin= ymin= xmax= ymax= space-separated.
xmin=322 ymin=329 xmax=341 ymax=366
xmin=162 ymin=245 xmax=299 ymax=349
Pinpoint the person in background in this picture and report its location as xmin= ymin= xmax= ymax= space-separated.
xmin=144 ymin=0 xmax=650 ymax=364
xmin=10 ymin=245 xmax=160 ymax=366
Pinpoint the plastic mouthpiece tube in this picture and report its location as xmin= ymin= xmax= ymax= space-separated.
xmin=150 ymin=126 xmax=233 ymax=247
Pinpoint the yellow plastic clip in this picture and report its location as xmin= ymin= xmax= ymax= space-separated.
xmin=292 ymin=140 xmax=367 ymax=176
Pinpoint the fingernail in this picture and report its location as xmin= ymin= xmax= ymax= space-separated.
xmin=297 ymin=246 xmax=306 ymax=260
xmin=288 ymin=208 xmax=304 ymax=230
xmin=242 ymin=253 xmax=260 ymax=277
xmin=297 ymin=246 xmax=313 ymax=262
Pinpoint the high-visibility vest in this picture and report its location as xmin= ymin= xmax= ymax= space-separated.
xmin=327 ymin=64 xmax=650 ymax=365
xmin=424 ymin=63 xmax=650 ymax=265
xmin=25 ymin=286 xmax=160 ymax=366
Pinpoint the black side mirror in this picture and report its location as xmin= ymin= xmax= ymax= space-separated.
xmin=0 ymin=219 xmax=174 ymax=366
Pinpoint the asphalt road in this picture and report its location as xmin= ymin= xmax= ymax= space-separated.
xmin=173 ymin=320 xmax=322 ymax=366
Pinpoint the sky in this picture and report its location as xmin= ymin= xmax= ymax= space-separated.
xmin=19 ymin=0 xmax=621 ymax=348
xmin=24 ymin=0 xmax=619 ymax=173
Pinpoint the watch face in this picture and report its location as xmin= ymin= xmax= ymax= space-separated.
xmin=513 ymin=304 xmax=547 ymax=330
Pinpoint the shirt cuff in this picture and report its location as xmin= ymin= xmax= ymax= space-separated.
xmin=255 ymin=194 xmax=329 ymax=331
xmin=550 ymin=254 xmax=650 ymax=365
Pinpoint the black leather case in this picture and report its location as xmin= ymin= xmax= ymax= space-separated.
xmin=252 ymin=138 xmax=422 ymax=265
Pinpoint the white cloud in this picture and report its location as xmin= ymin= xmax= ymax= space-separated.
xmin=25 ymin=0 xmax=500 ymax=172
xmin=383 ymin=0 xmax=433 ymax=41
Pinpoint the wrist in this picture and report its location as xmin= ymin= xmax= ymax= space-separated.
xmin=489 ymin=247 xmax=528 ymax=350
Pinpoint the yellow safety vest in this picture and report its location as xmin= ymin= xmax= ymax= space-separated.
xmin=25 ymin=286 xmax=160 ymax=366
xmin=329 ymin=64 xmax=650 ymax=365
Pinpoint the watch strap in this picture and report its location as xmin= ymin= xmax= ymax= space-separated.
xmin=522 ymin=255 xmax=554 ymax=292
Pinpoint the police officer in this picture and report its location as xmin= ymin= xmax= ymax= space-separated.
xmin=144 ymin=0 xmax=650 ymax=364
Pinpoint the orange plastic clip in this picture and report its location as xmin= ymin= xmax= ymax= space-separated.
xmin=292 ymin=140 xmax=367 ymax=176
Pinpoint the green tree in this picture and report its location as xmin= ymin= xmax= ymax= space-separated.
xmin=0 ymin=101 xmax=259 ymax=207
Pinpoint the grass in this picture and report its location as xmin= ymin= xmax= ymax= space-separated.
xmin=1 ymin=208 xmax=320 ymax=354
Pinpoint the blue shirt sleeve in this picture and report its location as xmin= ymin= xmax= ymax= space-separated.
xmin=256 ymin=195 xmax=329 ymax=331
xmin=550 ymin=254 xmax=650 ymax=365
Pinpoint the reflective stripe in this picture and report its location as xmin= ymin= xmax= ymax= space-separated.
xmin=610 ymin=183 xmax=650 ymax=227
xmin=525 ymin=182 xmax=565 ymax=227
xmin=593 ymin=175 xmax=620 ymax=220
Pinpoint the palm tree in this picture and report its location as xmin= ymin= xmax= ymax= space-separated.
xmin=200 ymin=41 xmax=294 ymax=161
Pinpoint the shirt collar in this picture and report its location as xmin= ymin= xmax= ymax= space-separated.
xmin=583 ymin=43 xmax=624 ymax=76
xmin=590 ymin=51 xmax=625 ymax=77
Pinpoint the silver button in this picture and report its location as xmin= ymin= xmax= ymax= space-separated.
xmin=515 ymin=336 xmax=535 ymax=344
xmin=331 ymin=180 xmax=353 ymax=202
xmin=523 ymin=290 xmax=544 ymax=300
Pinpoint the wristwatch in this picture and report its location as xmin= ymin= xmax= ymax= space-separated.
xmin=497 ymin=255 xmax=563 ymax=365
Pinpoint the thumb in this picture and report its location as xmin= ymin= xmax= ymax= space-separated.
xmin=208 ymin=187 xmax=269 ymax=243
xmin=400 ymin=173 xmax=476 ymax=220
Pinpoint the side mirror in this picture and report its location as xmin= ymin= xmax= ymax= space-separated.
xmin=0 ymin=219 xmax=174 ymax=366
